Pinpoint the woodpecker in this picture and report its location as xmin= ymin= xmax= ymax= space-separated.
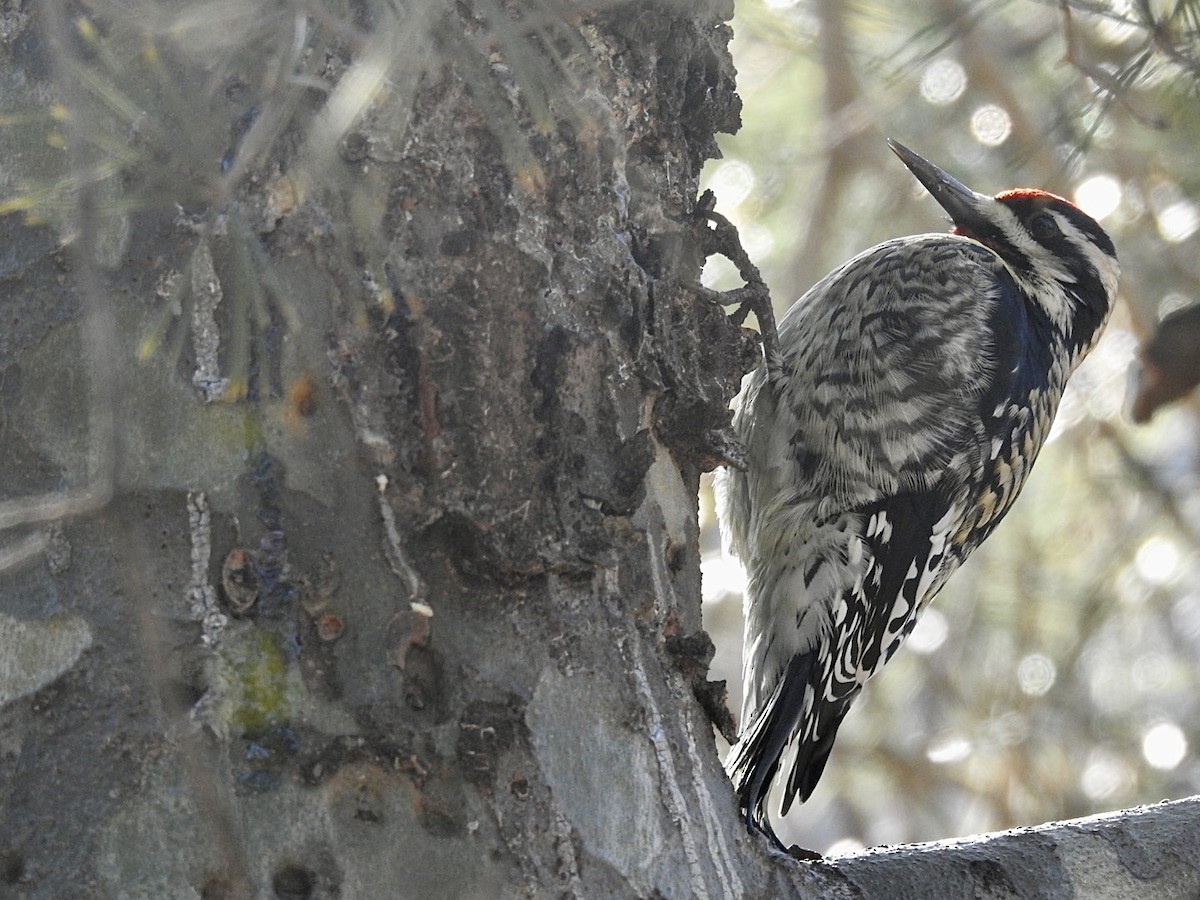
xmin=716 ymin=141 xmax=1120 ymax=850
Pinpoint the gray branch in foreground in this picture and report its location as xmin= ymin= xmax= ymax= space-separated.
xmin=815 ymin=795 xmax=1200 ymax=898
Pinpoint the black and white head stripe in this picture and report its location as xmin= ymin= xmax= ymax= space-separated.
xmin=951 ymin=189 xmax=1119 ymax=341
xmin=995 ymin=189 xmax=1117 ymax=258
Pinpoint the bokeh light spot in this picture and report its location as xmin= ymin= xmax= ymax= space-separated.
xmin=740 ymin=222 xmax=776 ymax=261
xmin=970 ymin=105 xmax=1012 ymax=146
xmin=1074 ymin=174 xmax=1122 ymax=220
xmin=1135 ymin=535 xmax=1182 ymax=586
xmin=1017 ymin=654 xmax=1056 ymax=697
xmin=1131 ymin=652 xmax=1171 ymax=693
xmin=926 ymin=734 xmax=972 ymax=764
xmin=1170 ymin=591 xmax=1200 ymax=640
xmin=906 ymin=608 xmax=948 ymax=654
xmin=1081 ymin=749 xmax=1133 ymax=801
xmin=1156 ymin=200 xmax=1199 ymax=243
xmin=1142 ymin=721 xmax=1187 ymax=770
xmin=706 ymin=159 xmax=756 ymax=208
xmin=920 ymin=59 xmax=967 ymax=106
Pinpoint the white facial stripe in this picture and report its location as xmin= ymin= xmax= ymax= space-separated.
xmin=989 ymin=204 xmax=1117 ymax=333
xmin=1060 ymin=215 xmax=1121 ymax=299
xmin=992 ymin=203 xmax=1074 ymax=330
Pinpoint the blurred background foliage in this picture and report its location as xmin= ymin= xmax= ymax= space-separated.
xmin=700 ymin=0 xmax=1200 ymax=854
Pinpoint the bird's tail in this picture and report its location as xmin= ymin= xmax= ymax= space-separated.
xmin=725 ymin=650 xmax=853 ymax=846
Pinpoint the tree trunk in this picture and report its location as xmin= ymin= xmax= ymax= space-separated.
xmin=0 ymin=0 xmax=775 ymax=896
xmin=0 ymin=2 xmax=1196 ymax=899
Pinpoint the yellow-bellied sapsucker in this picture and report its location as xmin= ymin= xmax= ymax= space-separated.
xmin=716 ymin=141 xmax=1120 ymax=850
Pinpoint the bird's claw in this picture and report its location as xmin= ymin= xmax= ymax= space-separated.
xmin=691 ymin=190 xmax=779 ymax=374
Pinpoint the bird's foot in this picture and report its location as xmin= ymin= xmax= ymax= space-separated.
xmin=691 ymin=190 xmax=778 ymax=373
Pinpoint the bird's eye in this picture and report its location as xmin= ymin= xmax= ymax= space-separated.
xmin=1029 ymin=212 xmax=1059 ymax=240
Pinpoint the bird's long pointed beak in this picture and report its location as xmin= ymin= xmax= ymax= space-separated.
xmin=887 ymin=140 xmax=989 ymax=231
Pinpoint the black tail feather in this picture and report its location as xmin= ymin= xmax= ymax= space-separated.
xmin=728 ymin=650 xmax=855 ymax=841
xmin=781 ymin=703 xmax=848 ymax=816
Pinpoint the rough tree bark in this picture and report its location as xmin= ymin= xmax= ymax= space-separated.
xmin=0 ymin=1 xmax=1196 ymax=899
